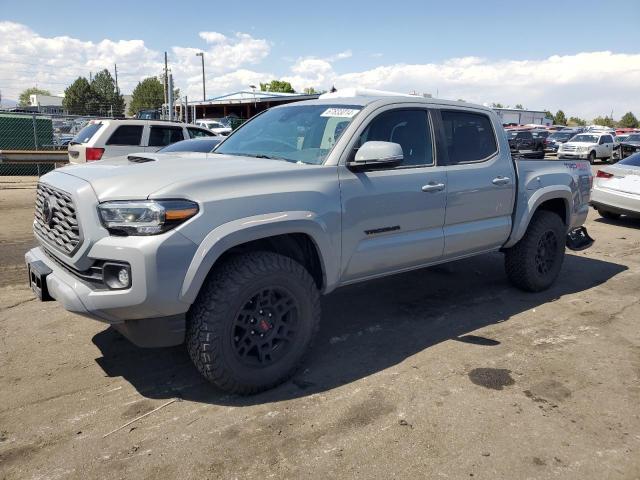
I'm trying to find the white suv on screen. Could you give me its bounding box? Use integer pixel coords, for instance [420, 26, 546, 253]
[67, 120, 215, 164]
[558, 132, 615, 163]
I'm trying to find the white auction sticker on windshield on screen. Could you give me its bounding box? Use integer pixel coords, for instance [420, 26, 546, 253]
[320, 108, 359, 118]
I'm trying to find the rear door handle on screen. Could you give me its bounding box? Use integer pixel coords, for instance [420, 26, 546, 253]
[492, 176, 511, 185]
[421, 182, 445, 193]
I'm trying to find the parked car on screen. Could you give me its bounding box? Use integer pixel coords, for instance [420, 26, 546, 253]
[590, 153, 640, 219]
[155, 136, 224, 153]
[195, 119, 232, 136]
[619, 133, 640, 159]
[506, 130, 545, 158]
[26, 95, 593, 394]
[545, 131, 576, 153]
[67, 120, 215, 163]
[557, 132, 615, 163]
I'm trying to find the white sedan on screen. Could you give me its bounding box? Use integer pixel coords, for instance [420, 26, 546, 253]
[591, 153, 640, 219]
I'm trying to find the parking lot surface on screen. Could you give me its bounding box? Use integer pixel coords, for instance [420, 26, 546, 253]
[1, 175, 639, 479]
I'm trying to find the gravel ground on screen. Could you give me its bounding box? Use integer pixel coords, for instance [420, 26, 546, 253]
[0, 174, 639, 480]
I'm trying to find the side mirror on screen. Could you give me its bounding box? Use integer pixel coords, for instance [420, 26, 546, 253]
[347, 141, 403, 170]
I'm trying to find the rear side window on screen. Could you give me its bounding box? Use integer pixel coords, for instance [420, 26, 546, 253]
[187, 127, 214, 139]
[148, 126, 184, 147]
[441, 111, 498, 164]
[72, 123, 102, 144]
[358, 109, 433, 167]
[106, 125, 143, 145]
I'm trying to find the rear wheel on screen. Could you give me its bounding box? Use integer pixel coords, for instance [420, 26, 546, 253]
[505, 211, 566, 292]
[598, 208, 621, 220]
[186, 251, 320, 394]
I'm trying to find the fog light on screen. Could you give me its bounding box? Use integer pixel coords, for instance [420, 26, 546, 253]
[103, 262, 131, 289]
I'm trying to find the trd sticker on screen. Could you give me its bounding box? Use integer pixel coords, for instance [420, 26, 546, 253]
[320, 108, 360, 118]
[563, 162, 590, 171]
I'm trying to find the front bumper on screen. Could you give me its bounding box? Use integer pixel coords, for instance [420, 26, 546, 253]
[558, 152, 589, 159]
[25, 228, 199, 346]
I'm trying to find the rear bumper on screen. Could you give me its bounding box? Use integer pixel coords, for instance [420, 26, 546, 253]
[591, 187, 640, 217]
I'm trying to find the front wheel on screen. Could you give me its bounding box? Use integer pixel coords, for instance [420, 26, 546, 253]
[588, 151, 596, 164]
[505, 211, 566, 292]
[186, 251, 320, 394]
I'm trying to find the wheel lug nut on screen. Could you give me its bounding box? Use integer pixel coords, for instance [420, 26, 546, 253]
[260, 333, 264, 337]
[251, 330, 255, 335]
[268, 313, 272, 317]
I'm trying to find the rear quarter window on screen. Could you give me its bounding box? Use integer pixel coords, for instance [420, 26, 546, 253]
[106, 125, 144, 145]
[441, 110, 498, 164]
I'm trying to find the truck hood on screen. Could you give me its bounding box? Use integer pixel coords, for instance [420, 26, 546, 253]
[561, 141, 597, 148]
[54, 153, 311, 201]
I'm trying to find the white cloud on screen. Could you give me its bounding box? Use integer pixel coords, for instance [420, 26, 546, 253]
[0, 21, 638, 119]
[198, 31, 227, 44]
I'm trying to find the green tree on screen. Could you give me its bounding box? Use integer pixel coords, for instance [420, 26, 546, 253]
[514, 104, 524, 109]
[260, 80, 295, 93]
[128, 77, 164, 116]
[303, 87, 316, 95]
[18, 87, 51, 107]
[592, 115, 616, 128]
[491, 102, 504, 108]
[543, 110, 555, 123]
[618, 111, 638, 128]
[554, 110, 567, 125]
[90, 69, 125, 117]
[62, 77, 93, 115]
[568, 116, 586, 126]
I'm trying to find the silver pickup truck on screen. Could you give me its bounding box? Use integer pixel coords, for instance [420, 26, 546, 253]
[25, 95, 593, 394]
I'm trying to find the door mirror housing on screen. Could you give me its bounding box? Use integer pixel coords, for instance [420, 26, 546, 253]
[347, 141, 403, 170]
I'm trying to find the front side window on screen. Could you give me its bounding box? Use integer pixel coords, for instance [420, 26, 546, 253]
[148, 126, 184, 147]
[215, 104, 362, 164]
[106, 125, 144, 145]
[441, 110, 498, 164]
[357, 109, 433, 167]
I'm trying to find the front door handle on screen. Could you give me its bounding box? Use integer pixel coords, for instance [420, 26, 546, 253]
[492, 176, 511, 185]
[421, 182, 445, 193]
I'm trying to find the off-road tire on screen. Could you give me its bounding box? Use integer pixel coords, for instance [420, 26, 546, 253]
[187, 251, 320, 395]
[505, 211, 566, 292]
[598, 208, 621, 220]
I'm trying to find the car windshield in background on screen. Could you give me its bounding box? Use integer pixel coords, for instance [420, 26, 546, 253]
[158, 138, 222, 153]
[214, 104, 363, 164]
[624, 134, 640, 142]
[550, 132, 574, 140]
[619, 153, 640, 166]
[506, 131, 519, 138]
[71, 123, 102, 144]
[571, 134, 599, 143]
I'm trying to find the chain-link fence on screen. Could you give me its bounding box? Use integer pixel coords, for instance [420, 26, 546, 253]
[0, 109, 117, 178]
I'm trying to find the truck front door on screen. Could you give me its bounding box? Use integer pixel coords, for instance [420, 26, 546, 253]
[338, 107, 446, 283]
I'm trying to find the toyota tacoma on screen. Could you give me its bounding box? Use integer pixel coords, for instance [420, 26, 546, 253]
[26, 93, 594, 394]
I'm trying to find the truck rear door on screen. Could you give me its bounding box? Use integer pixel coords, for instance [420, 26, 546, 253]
[436, 109, 516, 257]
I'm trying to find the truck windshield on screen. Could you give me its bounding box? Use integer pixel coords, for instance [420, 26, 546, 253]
[571, 135, 599, 143]
[214, 104, 362, 164]
[625, 134, 640, 142]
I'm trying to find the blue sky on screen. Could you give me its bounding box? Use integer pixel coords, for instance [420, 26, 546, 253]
[1, 0, 639, 118]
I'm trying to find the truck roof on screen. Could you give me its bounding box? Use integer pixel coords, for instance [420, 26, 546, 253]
[283, 89, 493, 113]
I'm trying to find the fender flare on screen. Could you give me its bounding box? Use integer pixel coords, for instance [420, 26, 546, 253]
[503, 186, 572, 249]
[179, 211, 337, 304]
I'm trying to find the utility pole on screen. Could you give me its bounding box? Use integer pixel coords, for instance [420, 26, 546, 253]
[164, 51, 169, 107]
[168, 72, 174, 121]
[114, 64, 119, 93]
[195, 52, 206, 101]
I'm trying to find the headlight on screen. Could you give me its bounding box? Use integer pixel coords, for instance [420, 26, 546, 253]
[98, 200, 198, 235]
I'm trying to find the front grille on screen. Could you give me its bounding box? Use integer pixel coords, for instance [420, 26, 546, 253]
[562, 145, 578, 152]
[34, 183, 82, 255]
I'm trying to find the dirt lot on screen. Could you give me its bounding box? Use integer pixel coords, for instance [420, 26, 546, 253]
[1, 175, 639, 480]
